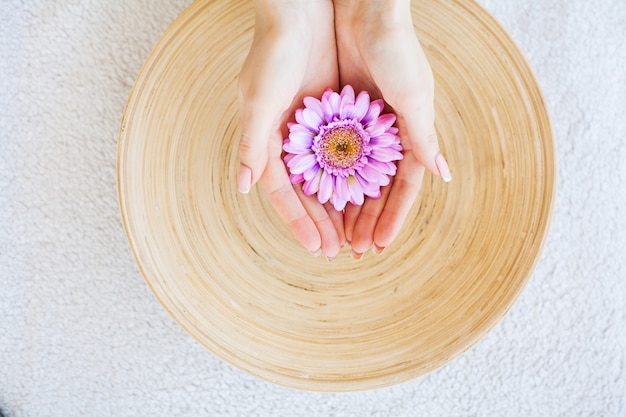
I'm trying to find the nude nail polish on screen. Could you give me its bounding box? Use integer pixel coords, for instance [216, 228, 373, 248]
[435, 154, 452, 182]
[350, 250, 363, 260]
[238, 165, 251, 193]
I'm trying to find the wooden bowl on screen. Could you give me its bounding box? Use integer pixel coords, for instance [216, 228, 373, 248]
[117, 0, 555, 391]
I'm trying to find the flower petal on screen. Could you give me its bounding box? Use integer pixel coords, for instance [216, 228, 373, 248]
[317, 170, 333, 204]
[365, 113, 396, 137]
[290, 172, 304, 184]
[370, 146, 403, 163]
[357, 163, 381, 183]
[303, 169, 322, 195]
[340, 103, 356, 120]
[370, 132, 400, 147]
[334, 176, 351, 203]
[302, 108, 324, 132]
[366, 158, 397, 175]
[362, 99, 384, 126]
[340, 85, 355, 104]
[347, 175, 364, 205]
[356, 172, 382, 198]
[288, 130, 314, 148]
[283, 141, 309, 154]
[330, 194, 348, 211]
[352, 91, 370, 121]
[303, 96, 324, 119]
[295, 108, 323, 133]
[322, 90, 341, 122]
[288, 153, 317, 174]
[378, 173, 390, 187]
[303, 163, 321, 182]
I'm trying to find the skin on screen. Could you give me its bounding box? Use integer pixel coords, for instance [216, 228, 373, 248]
[237, 0, 449, 259]
[334, 0, 448, 255]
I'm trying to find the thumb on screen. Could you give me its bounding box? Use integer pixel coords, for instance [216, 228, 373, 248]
[237, 107, 273, 194]
[403, 111, 451, 182]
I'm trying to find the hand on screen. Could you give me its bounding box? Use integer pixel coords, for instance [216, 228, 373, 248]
[333, 0, 451, 257]
[237, 0, 345, 258]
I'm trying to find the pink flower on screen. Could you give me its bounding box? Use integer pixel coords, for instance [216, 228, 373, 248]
[283, 85, 403, 211]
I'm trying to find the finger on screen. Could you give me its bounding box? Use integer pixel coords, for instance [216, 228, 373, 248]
[401, 111, 451, 182]
[324, 203, 346, 249]
[373, 152, 425, 248]
[350, 183, 393, 255]
[294, 187, 343, 259]
[344, 203, 362, 244]
[261, 156, 321, 254]
[237, 103, 274, 193]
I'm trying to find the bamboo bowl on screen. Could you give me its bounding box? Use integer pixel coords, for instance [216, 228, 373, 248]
[117, 0, 555, 391]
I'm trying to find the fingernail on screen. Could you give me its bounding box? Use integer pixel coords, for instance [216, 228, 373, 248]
[372, 244, 385, 255]
[435, 154, 452, 182]
[350, 250, 363, 260]
[238, 165, 252, 193]
[327, 255, 336, 262]
[311, 248, 322, 257]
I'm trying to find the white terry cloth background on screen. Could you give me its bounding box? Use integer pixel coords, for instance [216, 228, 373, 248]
[1, 0, 624, 415]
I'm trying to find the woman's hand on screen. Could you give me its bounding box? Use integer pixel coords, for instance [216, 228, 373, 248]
[238, 0, 345, 258]
[333, 0, 451, 257]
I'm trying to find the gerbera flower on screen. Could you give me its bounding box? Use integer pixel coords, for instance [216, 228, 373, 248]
[283, 85, 403, 211]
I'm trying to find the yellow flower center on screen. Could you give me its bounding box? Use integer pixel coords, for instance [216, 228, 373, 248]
[319, 126, 363, 169]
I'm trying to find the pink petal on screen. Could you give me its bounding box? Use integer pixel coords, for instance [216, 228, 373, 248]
[365, 113, 396, 137]
[357, 163, 381, 183]
[330, 194, 348, 211]
[356, 173, 382, 198]
[283, 152, 295, 163]
[346, 175, 364, 205]
[352, 91, 370, 121]
[303, 163, 321, 181]
[317, 170, 333, 203]
[303, 96, 324, 118]
[283, 141, 310, 154]
[302, 108, 324, 132]
[303, 169, 322, 195]
[288, 130, 314, 147]
[367, 158, 397, 175]
[290, 123, 315, 135]
[362, 99, 384, 125]
[369, 133, 400, 147]
[288, 153, 317, 174]
[369, 147, 403, 163]
[334, 176, 351, 203]
[340, 85, 355, 104]
[340, 103, 357, 120]
[295, 108, 322, 133]
[378, 173, 390, 187]
[339, 86, 356, 119]
[321, 89, 341, 122]
[290, 172, 304, 184]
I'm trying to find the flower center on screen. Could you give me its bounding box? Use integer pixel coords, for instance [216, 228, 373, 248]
[318, 126, 363, 169]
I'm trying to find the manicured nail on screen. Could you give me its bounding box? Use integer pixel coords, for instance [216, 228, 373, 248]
[326, 255, 336, 262]
[435, 153, 452, 182]
[311, 248, 322, 257]
[350, 250, 363, 260]
[372, 244, 385, 255]
[238, 165, 252, 193]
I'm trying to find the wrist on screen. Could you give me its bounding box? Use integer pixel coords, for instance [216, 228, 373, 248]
[254, 0, 333, 32]
[334, 0, 411, 28]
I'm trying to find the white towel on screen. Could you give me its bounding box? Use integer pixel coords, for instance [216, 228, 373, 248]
[1, 1, 624, 416]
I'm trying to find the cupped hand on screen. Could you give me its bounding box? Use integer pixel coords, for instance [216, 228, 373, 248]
[237, 0, 345, 258]
[333, 0, 451, 257]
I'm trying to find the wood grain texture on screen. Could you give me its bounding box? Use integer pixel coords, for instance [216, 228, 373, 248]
[117, 0, 555, 391]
